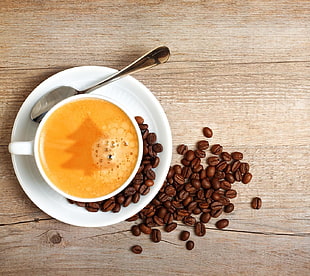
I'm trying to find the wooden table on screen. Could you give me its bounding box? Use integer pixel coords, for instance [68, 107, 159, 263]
[1, 1, 309, 275]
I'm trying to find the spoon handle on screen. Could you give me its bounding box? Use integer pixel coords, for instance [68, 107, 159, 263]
[82, 46, 170, 93]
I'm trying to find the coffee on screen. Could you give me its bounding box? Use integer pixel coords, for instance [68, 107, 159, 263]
[38, 97, 140, 199]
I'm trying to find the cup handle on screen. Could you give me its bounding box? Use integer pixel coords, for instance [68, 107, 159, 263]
[8, 141, 34, 155]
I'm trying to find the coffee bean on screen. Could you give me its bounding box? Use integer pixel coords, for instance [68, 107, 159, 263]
[183, 215, 196, 226]
[182, 166, 192, 178]
[194, 222, 206, 236]
[191, 158, 201, 170]
[220, 180, 231, 190]
[211, 144, 223, 155]
[147, 133, 157, 145]
[86, 205, 99, 212]
[221, 152, 232, 161]
[224, 203, 234, 213]
[201, 178, 211, 189]
[139, 223, 152, 234]
[102, 198, 116, 211]
[177, 144, 188, 155]
[225, 189, 237, 199]
[211, 178, 221, 190]
[132, 193, 140, 204]
[203, 127, 213, 138]
[200, 212, 211, 223]
[126, 214, 139, 222]
[174, 173, 185, 185]
[216, 160, 227, 171]
[135, 116, 144, 124]
[131, 225, 141, 236]
[157, 207, 168, 218]
[180, 230, 190, 241]
[216, 219, 229, 229]
[206, 166, 216, 178]
[207, 156, 220, 166]
[210, 201, 223, 210]
[197, 140, 209, 150]
[212, 191, 222, 201]
[234, 170, 242, 182]
[151, 156, 160, 168]
[231, 160, 241, 172]
[181, 158, 191, 167]
[240, 162, 250, 174]
[153, 215, 165, 226]
[112, 203, 121, 212]
[225, 173, 235, 183]
[165, 185, 176, 197]
[145, 169, 156, 180]
[145, 179, 154, 187]
[153, 143, 163, 153]
[172, 164, 181, 174]
[145, 217, 156, 227]
[231, 152, 243, 160]
[211, 208, 223, 218]
[191, 179, 201, 190]
[165, 222, 177, 232]
[242, 172, 252, 184]
[185, 150, 195, 161]
[131, 245, 143, 254]
[186, 240, 195, 250]
[163, 213, 173, 224]
[251, 197, 262, 209]
[139, 184, 150, 195]
[124, 186, 136, 197]
[195, 149, 206, 158]
[151, 229, 161, 243]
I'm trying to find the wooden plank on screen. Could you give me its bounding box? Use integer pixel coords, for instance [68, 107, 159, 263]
[0, 0, 309, 275]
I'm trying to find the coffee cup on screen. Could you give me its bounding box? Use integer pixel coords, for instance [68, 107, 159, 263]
[9, 94, 143, 202]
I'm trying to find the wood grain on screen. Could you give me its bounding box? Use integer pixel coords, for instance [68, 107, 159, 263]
[0, 0, 309, 275]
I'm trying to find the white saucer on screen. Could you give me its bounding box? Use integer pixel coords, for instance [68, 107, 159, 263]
[10, 66, 172, 227]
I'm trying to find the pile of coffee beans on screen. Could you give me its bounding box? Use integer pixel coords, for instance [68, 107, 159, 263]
[67, 116, 163, 213]
[127, 125, 262, 253]
[67, 117, 262, 254]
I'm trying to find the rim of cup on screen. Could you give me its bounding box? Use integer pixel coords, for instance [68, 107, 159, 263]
[34, 94, 143, 202]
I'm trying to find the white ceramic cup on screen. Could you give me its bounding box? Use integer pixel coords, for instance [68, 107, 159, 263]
[8, 94, 143, 202]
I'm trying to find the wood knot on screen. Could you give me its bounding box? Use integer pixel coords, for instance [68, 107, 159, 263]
[49, 232, 62, 244]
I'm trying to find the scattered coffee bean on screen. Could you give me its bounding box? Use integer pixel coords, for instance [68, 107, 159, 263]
[134, 116, 144, 125]
[180, 230, 190, 241]
[211, 144, 223, 155]
[151, 229, 161, 243]
[224, 203, 234, 213]
[207, 156, 220, 166]
[251, 197, 262, 209]
[177, 144, 188, 155]
[216, 219, 229, 229]
[203, 127, 213, 138]
[139, 223, 152, 234]
[242, 172, 252, 184]
[231, 152, 243, 160]
[147, 133, 157, 145]
[221, 152, 232, 161]
[200, 212, 211, 223]
[131, 245, 143, 254]
[165, 222, 177, 232]
[131, 225, 141, 236]
[186, 240, 195, 250]
[194, 222, 206, 236]
[197, 140, 209, 150]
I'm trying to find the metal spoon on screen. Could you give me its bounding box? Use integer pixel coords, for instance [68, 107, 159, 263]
[30, 46, 170, 123]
